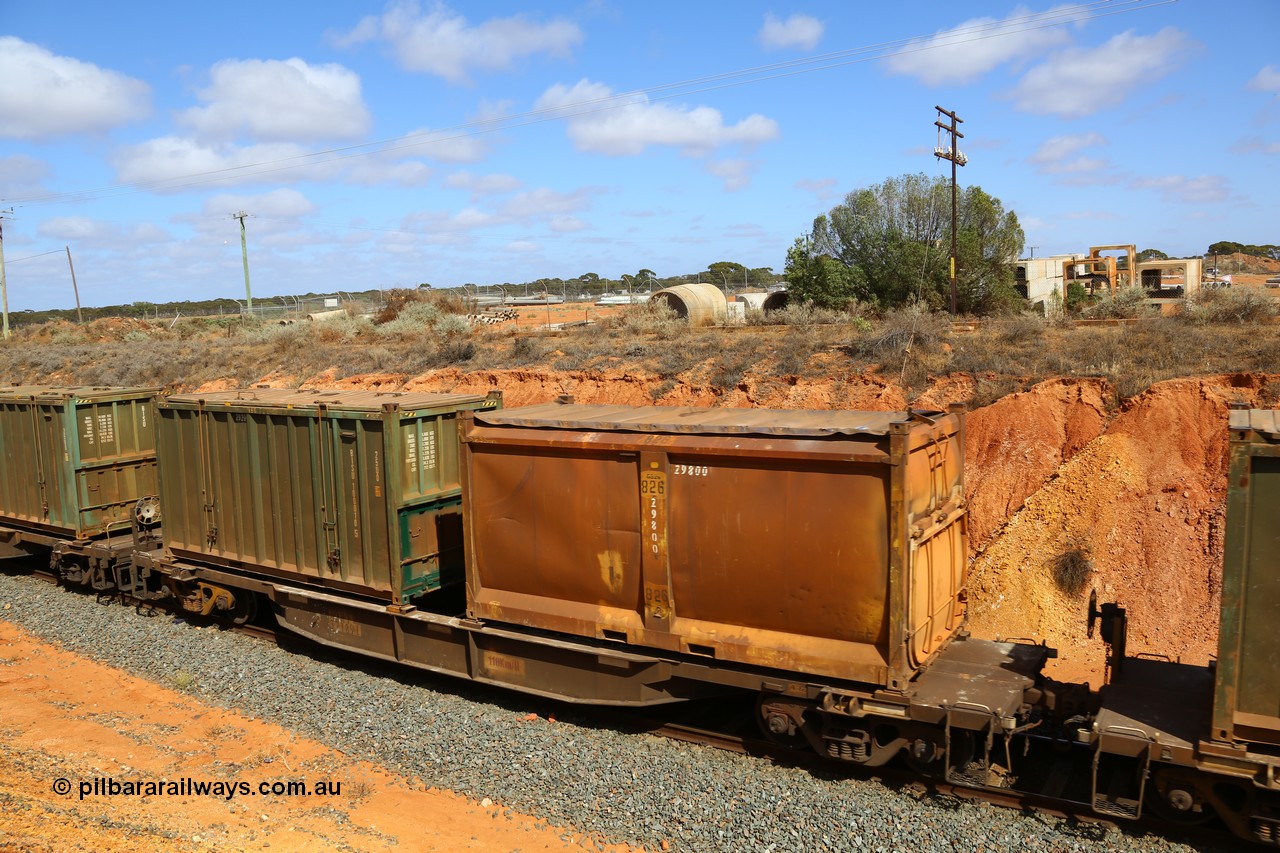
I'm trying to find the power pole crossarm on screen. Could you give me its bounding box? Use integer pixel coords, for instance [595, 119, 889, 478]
[933, 106, 966, 316]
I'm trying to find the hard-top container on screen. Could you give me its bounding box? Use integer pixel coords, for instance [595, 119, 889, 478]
[460, 403, 967, 688]
[0, 385, 159, 539]
[158, 388, 500, 602]
[1213, 408, 1280, 747]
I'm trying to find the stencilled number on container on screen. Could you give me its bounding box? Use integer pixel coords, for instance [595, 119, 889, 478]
[405, 430, 436, 474]
[640, 471, 667, 559]
[421, 429, 437, 470]
[639, 476, 665, 496]
[673, 464, 709, 477]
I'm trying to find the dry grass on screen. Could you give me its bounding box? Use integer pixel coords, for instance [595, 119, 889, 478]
[1, 300, 1276, 406]
[1051, 538, 1093, 597]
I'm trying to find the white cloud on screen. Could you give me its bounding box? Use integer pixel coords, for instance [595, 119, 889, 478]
[1233, 137, 1280, 156]
[337, 1, 582, 84]
[399, 127, 491, 163]
[1248, 65, 1280, 93]
[443, 171, 522, 196]
[111, 136, 430, 190]
[1027, 132, 1114, 181]
[1028, 132, 1105, 166]
[344, 158, 432, 187]
[498, 187, 595, 220]
[202, 188, 317, 220]
[549, 215, 587, 232]
[113, 137, 315, 188]
[1010, 28, 1194, 119]
[0, 154, 52, 197]
[37, 216, 109, 243]
[883, 5, 1081, 86]
[534, 79, 779, 156]
[1128, 174, 1229, 204]
[504, 240, 540, 253]
[0, 36, 150, 139]
[129, 223, 170, 244]
[179, 58, 369, 142]
[759, 14, 823, 51]
[795, 177, 840, 202]
[704, 159, 755, 191]
[401, 207, 496, 238]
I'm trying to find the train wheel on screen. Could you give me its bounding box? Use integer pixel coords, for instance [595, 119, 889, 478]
[1147, 769, 1215, 826]
[227, 591, 258, 626]
[755, 695, 808, 747]
[903, 736, 946, 777]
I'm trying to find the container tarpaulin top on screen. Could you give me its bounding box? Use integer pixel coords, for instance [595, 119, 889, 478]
[473, 403, 913, 436]
[461, 402, 967, 688]
[1231, 408, 1280, 438]
[158, 387, 500, 603]
[0, 385, 160, 539]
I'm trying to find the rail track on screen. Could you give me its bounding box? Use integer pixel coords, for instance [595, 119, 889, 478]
[9, 562, 1247, 849]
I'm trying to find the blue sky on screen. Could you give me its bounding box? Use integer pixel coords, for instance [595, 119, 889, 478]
[0, 1, 1276, 311]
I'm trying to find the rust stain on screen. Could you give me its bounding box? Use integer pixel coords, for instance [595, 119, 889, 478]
[597, 550, 625, 595]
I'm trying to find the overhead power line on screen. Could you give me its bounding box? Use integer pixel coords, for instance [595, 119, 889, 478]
[5, 0, 1174, 208]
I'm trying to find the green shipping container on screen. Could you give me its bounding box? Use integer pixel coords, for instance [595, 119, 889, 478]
[0, 386, 160, 539]
[157, 388, 500, 603]
[1213, 408, 1280, 747]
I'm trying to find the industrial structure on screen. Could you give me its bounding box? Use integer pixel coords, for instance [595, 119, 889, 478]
[1015, 244, 1205, 312]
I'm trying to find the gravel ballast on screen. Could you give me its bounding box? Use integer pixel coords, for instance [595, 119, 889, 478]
[0, 570, 1221, 852]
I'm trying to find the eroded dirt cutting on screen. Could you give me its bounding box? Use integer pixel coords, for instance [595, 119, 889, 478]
[966, 374, 1272, 683]
[194, 368, 1280, 684]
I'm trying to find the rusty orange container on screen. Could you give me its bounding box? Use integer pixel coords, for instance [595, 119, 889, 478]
[460, 403, 967, 688]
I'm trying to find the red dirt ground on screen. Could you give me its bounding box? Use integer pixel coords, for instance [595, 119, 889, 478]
[0, 619, 639, 853]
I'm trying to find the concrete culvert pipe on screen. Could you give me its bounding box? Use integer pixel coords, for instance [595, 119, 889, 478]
[762, 291, 789, 312]
[650, 283, 728, 326]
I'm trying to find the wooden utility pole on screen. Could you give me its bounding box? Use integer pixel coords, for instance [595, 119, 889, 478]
[65, 246, 83, 324]
[934, 107, 967, 315]
[232, 211, 253, 314]
[0, 210, 11, 339]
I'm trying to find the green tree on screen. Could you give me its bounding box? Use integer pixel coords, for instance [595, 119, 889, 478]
[707, 261, 747, 290]
[808, 173, 1024, 314]
[1207, 241, 1243, 257]
[1136, 248, 1168, 262]
[783, 237, 866, 309]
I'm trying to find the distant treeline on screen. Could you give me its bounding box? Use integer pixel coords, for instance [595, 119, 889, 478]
[1207, 241, 1280, 260]
[10, 266, 787, 328]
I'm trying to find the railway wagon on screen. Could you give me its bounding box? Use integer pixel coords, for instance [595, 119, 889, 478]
[1213, 407, 1280, 747]
[0, 385, 159, 544]
[459, 402, 968, 688]
[155, 388, 500, 605]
